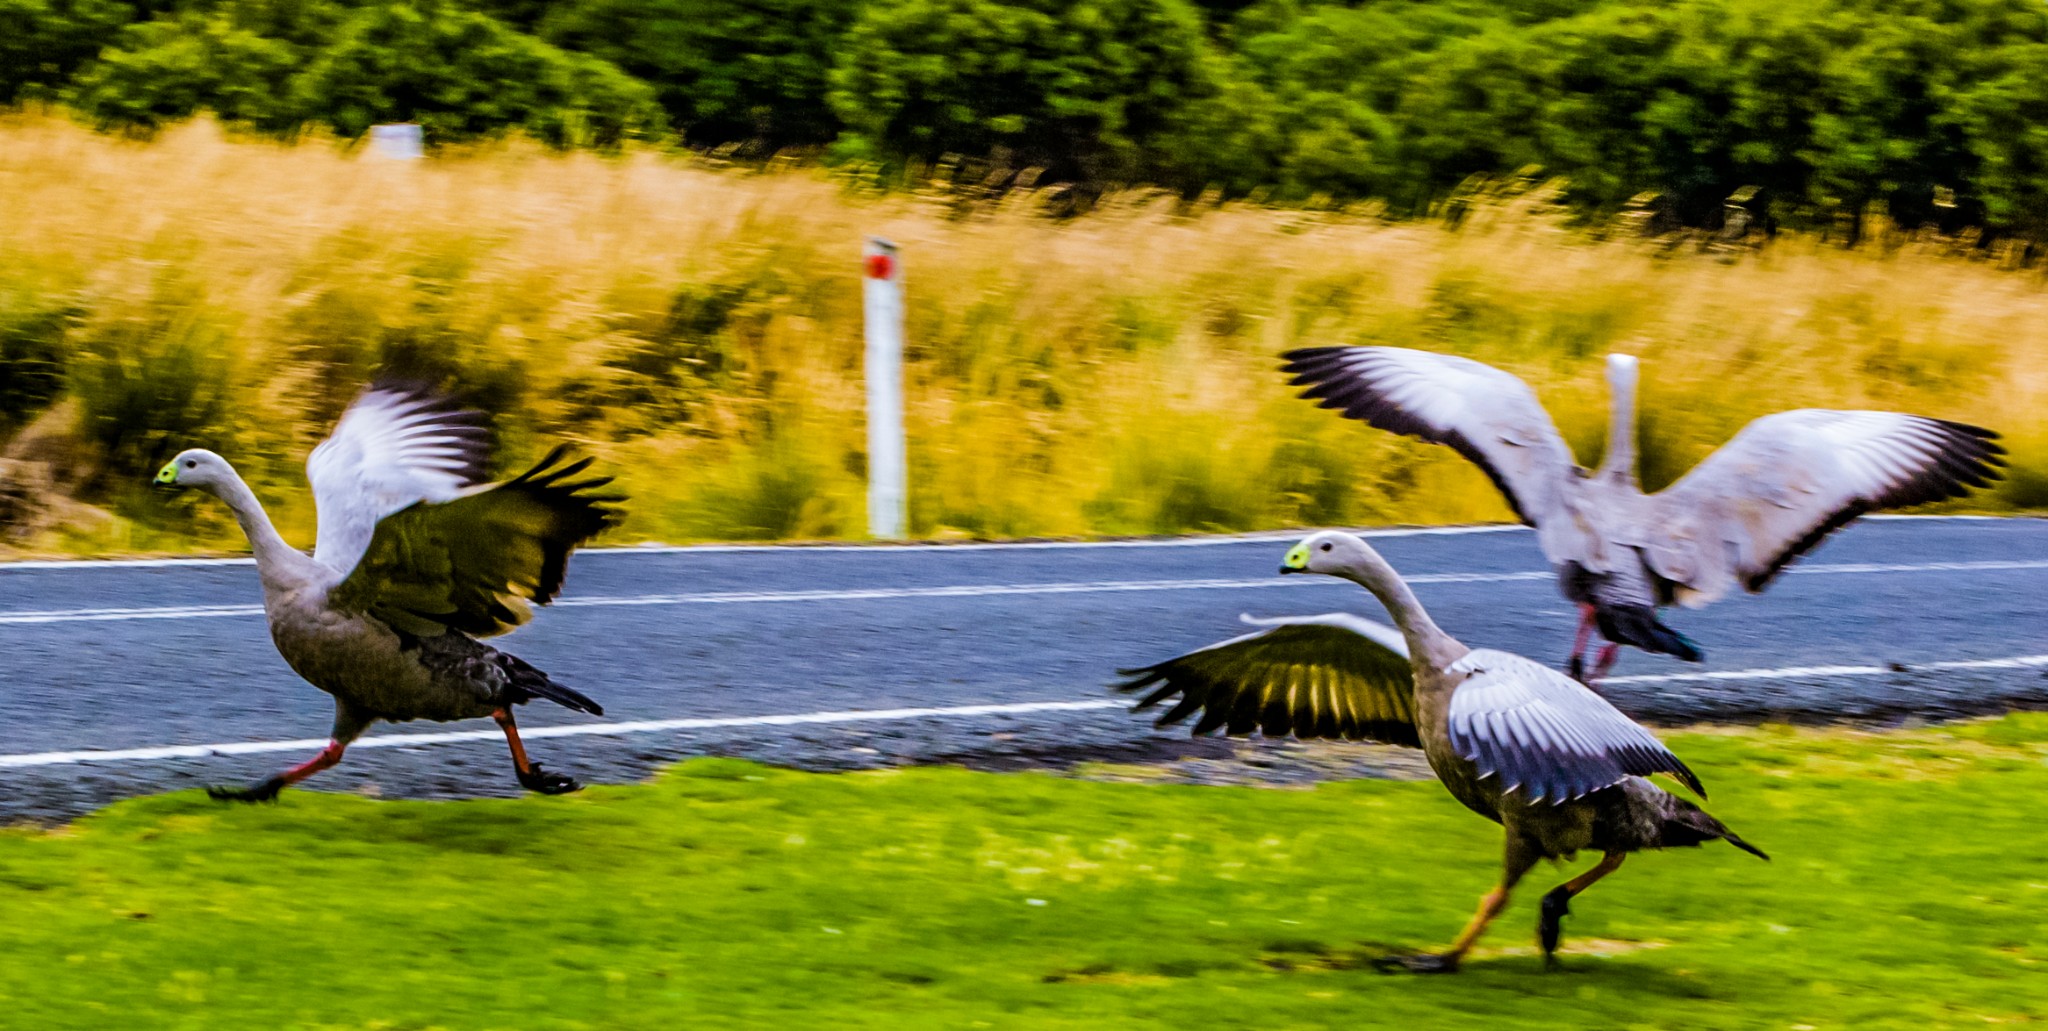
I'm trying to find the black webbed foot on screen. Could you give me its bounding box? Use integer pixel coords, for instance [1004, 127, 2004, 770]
[207, 776, 287, 804]
[1540, 887, 1572, 966]
[517, 763, 581, 795]
[1566, 654, 1588, 684]
[1371, 953, 1460, 975]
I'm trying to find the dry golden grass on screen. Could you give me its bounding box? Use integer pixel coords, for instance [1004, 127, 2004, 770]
[0, 113, 2041, 555]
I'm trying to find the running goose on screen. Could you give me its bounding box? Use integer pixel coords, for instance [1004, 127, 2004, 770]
[1116, 530, 1765, 972]
[153, 382, 622, 801]
[1282, 347, 2004, 681]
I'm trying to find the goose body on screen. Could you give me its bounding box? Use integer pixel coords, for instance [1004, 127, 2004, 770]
[1116, 531, 1764, 972]
[1281, 346, 2005, 680]
[154, 383, 620, 800]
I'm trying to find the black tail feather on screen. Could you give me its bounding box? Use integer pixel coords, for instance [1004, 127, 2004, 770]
[1596, 604, 1703, 662]
[1722, 832, 1770, 861]
[500, 652, 605, 716]
[1662, 796, 1768, 860]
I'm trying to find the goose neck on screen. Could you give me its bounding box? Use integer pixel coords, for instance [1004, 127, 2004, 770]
[1335, 552, 1468, 674]
[1598, 360, 1639, 484]
[210, 469, 313, 591]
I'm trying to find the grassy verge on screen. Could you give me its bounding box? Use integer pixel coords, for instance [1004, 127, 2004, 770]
[0, 114, 2044, 558]
[2, 717, 2044, 1028]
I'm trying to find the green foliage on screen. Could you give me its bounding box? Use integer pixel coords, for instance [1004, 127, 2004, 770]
[67, 0, 662, 145]
[0, 294, 81, 433]
[0, 0, 135, 103]
[540, 0, 860, 149]
[37, 0, 2048, 238]
[65, 285, 234, 497]
[67, 4, 310, 133]
[299, 0, 662, 145]
[827, 0, 1216, 183]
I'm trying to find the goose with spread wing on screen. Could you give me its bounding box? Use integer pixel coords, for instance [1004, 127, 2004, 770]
[152, 382, 622, 801]
[1282, 346, 2004, 681]
[1116, 530, 1765, 973]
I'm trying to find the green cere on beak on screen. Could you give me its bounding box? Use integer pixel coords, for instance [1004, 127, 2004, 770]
[155, 463, 178, 485]
[1281, 542, 1310, 573]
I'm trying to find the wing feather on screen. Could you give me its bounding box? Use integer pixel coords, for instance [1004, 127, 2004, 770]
[1446, 650, 1702, 804]
[309, 381, 492, 576]
[1113, 614, 1419, 747]
[1281, 346, 1587, 564]
[1644, 410, 2004, 603]
[327, 446, 624, 638]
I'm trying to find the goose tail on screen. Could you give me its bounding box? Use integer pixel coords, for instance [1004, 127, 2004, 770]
[1596, 604, 1703, 662]
[1660, 795, 1769, 861]
[499, 652, 606, 717]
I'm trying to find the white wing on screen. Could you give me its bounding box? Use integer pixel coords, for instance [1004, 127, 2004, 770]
[308, 382, 491, 576]
[1446, 650, 1701, 804]
[1642, 410, 2003, 605]
[1282, 346, 1588, 564]
[1114, 613, 1420, 745]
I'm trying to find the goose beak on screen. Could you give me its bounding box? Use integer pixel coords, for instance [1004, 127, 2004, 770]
[151, 463, 181, 490]
[1279, 542, 1310, 574]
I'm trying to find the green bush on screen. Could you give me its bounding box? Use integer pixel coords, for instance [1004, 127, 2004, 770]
[540, 0, 859, 149]
[0, 0, 135, 103]
[70, 0, 662, 145]
[295, 0, 663, 145]
[827, 0, 1218, 184]
[68, 6, 312, 132]
[34, 0, 2048, 240]
[0, 296, 81, 434]
[68, 294, 234, 496]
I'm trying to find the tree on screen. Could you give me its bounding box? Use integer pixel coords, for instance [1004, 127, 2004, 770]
[828, 0, 1218, 185]
[0, 0, 136, 103]
[542, 0, 859, 149]
[294, 0, 663, 146]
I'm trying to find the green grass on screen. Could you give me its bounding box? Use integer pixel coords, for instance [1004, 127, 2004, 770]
[3, 719, 2045, 1028]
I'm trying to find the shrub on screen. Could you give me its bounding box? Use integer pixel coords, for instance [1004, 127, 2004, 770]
[0, 295, 81, 434]
[295, 0, 664, 146]
[68, 291, 234, 496]
[540, 0, 860, 150]
[0, 0, 135, 104]
[827, 0, 1219, 185]
[67, 8, 311, 133]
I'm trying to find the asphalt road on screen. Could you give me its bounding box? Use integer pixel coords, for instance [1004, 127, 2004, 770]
[3, 517, 2045, 822]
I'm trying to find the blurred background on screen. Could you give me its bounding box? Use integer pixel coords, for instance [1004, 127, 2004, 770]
[6, 4, 2048, 1025]
[2, 0, 2045, 555]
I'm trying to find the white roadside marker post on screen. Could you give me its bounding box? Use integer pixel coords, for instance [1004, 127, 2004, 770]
[369, 123, 424, 159]
[863, 237, 906, 539]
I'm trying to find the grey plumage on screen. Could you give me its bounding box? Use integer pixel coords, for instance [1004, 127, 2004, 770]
[1115, 530, 1764, 972]
[1280, 346, 2004, 675]
[154, 381, 622, 801]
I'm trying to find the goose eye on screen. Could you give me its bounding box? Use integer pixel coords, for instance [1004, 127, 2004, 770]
[1320, 542, 1332, 552]
[184, 460, 197, 469]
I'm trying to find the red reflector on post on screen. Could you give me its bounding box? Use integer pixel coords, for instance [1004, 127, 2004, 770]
[865, 253, 895, 280]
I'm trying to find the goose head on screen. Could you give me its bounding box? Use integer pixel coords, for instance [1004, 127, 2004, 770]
[154, 449, 235, 492]
[1280, 530, 1375, 576]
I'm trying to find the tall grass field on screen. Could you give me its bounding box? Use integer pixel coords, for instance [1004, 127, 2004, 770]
[1, 114, 2042, 557]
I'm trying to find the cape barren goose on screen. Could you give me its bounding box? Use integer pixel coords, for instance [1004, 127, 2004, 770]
[1282, 347, 2004, 681]
[1116, 530, 1766, 973]
[153, 382, 622, 801]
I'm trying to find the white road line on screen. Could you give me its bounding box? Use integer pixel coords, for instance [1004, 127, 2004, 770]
[8, 557, 2048, 626]
[1604, 652, 2048, 685]
[0, 700, 1127, 769]
[0, 525, 1523, 571]
[1, 513, 2030, 570]
[5, 650, 2045, 771]
[7, 558, 2048, 625]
